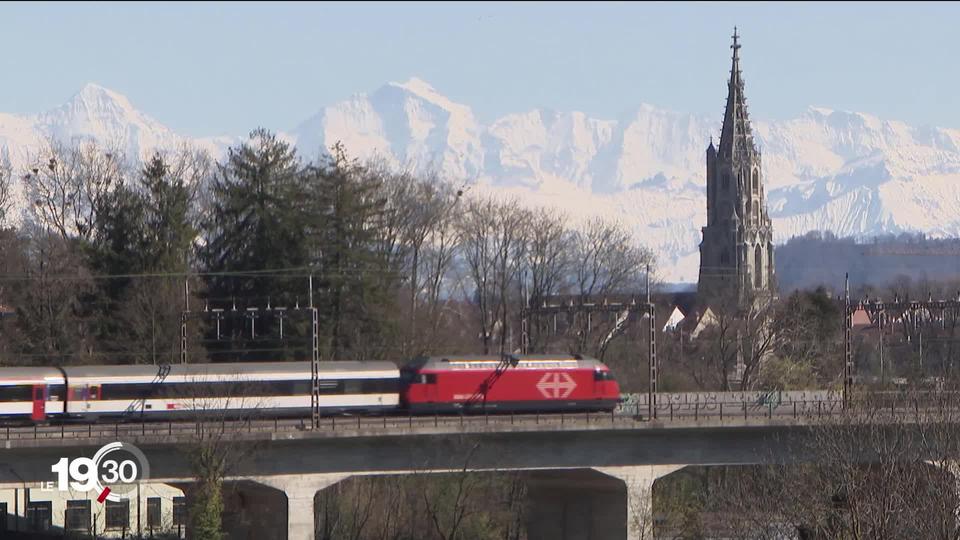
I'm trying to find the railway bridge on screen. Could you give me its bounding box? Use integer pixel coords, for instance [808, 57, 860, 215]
[2, 390, 954, 539]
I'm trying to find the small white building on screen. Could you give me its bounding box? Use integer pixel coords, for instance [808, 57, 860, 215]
[0, 481, 185, 538]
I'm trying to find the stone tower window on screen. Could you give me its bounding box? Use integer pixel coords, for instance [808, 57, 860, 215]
[752, 169, 759, 192]
[754, 244, 763, 288]
[768, 246, 774, 284]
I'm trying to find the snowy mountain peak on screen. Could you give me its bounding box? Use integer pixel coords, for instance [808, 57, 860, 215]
[383, 77, 472, 116]
[806, 106, 835, 117]
[388, 77, 437, 96]
[27, 83, 207, 167]
[76, 82, 132, 105]
[52, 83, 143, 125]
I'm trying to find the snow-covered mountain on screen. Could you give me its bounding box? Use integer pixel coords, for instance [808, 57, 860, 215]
[4, 78, 960, 283]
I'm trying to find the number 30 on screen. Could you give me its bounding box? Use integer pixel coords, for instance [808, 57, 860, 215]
[102, 459, 138, 483]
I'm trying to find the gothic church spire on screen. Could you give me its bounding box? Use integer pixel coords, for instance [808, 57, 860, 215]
[718, 27, 757, 160]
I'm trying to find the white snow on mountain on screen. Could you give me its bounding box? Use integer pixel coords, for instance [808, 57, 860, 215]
[2, 78, 960, 283]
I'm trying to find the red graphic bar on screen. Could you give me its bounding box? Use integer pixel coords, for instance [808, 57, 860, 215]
[97, 487, 111, 503]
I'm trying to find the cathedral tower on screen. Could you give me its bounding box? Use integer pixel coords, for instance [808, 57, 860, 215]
[698, 28, 776, 302]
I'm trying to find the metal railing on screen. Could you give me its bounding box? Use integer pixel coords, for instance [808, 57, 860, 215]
[5, 391, 960, 442]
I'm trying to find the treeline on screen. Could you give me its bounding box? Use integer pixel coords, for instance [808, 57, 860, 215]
[777, 230, 960, 292]
[0, 130, 653, 372]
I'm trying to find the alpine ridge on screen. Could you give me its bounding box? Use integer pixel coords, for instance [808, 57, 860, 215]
[3, 78, 960, 283]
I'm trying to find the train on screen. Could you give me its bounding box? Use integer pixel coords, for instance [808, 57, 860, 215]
[0, 354, 621, 423]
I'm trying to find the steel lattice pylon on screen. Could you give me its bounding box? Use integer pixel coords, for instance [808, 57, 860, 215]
[310, 306, 320, 428]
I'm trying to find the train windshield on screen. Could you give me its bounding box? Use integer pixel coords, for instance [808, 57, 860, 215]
[594, 370, 616, 381]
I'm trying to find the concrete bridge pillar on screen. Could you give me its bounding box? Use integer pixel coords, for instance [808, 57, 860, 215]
[524, 466, 684, 540]
[595, 465, 685, 539]
[249, 473, 350, 540]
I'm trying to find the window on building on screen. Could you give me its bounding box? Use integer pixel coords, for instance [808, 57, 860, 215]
[173, 496, 186, 527]
[0, 502, 7, 531]
[105, 499, 130, 530]
[147, 497, 162, 529]
[755, 244, 763, 289]
[753, 170, 759, 192]
[26, 501, 52, 532]
[768, 248, 774, 285]
[64, 500, 91, 532]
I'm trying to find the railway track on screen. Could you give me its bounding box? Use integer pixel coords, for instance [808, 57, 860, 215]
[4, 396, 947, 442]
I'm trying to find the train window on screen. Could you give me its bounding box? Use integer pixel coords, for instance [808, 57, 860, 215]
[89, 377, 400, 401]
[362, 379, 399, 394]
[420, 374, 437, 384]
[318, 380, 344, 395]
[89, 386, 100, 400]
[48, 384, 67, 401]
[101, 383, 155, 400]
[0, 385, 32, 402]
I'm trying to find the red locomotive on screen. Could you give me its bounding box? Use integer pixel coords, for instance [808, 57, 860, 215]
[400, 354, 621, 413]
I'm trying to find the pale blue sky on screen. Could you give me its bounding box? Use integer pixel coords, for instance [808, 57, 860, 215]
[1, 2, 957, 137]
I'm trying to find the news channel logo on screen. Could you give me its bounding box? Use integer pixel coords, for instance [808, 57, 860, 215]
[48, 442, 151, 502]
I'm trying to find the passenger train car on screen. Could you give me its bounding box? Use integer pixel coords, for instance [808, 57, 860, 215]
[0, 362, 399, 422]
[0, 355, 620, 423]
[0, 367, 67, 422]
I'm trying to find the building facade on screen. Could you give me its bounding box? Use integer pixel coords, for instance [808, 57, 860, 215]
[0, 482, 186, 538]
[698, 28, 776, 303]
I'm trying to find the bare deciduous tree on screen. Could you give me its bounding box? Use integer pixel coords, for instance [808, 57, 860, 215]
[571, 217, 650, 299]
[419, 184, 465, 352]
[0, 154, 13, 226]
[457, 196, 531, 354]
[524, 208, 572, 353]
[568, 217, 654, 353]
[678, 289, 780, 391]
[23, 138, 125, 240]
[365, 165, 464, 356]
[12, 229, 97, 364]
[689, 389, 960, 539]
[315, 435, 528, 540]
[177, 374, 267, 540]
